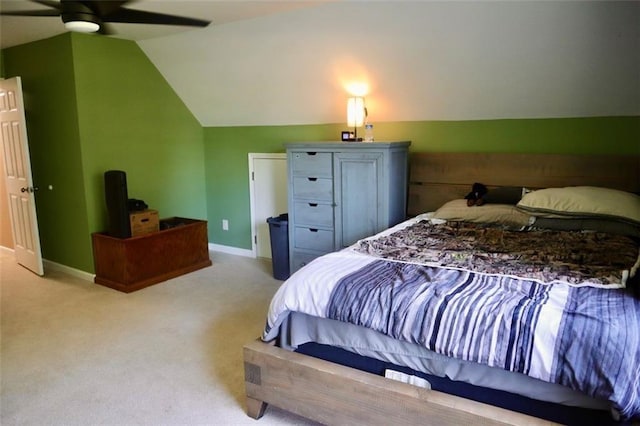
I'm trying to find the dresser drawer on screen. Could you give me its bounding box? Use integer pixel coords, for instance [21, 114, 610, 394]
[291, 251, 322, 272]
[291, 152, 332, 177]
[294, 201, 333, 227]
[293, 226, 334, 252]
[292, 177, 333, 200]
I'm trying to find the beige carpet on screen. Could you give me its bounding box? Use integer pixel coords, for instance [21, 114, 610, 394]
[0, 249, 319, 425]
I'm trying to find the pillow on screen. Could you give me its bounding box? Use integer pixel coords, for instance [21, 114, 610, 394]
[531, 217, 640, 238]
[517, 186, 640, 226]
[433, 199, 532, 227]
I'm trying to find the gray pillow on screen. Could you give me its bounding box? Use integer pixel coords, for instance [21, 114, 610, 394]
[531, 217, 640, 238]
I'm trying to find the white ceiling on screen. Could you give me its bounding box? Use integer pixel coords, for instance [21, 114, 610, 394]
[0, 0, 330, 49]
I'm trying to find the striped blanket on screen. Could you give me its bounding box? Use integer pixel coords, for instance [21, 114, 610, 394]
[264, 240, 640, 420]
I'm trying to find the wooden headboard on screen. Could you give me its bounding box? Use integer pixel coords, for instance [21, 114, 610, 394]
[408, 152, 640, 216]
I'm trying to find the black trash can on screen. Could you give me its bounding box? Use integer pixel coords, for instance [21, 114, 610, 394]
[267, 213, 290, 280]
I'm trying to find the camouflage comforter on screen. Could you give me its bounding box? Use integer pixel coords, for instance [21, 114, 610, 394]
[354, 220, 640, 288]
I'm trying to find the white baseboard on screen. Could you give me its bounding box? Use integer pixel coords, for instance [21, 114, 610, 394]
[208, 243, 255, 258]
[43, 259, 95, 282]
[4, 244, 252, 281]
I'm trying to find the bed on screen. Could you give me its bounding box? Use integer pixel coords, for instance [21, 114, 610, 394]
[244, 152, 640, 426]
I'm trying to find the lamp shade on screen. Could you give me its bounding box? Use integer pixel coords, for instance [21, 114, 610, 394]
[347, 97, 365, 128]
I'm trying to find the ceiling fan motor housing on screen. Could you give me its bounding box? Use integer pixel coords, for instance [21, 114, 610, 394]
[61, 1, 100, 25]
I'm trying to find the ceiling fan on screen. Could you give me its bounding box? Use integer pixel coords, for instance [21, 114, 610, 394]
[0, 0, 211, 35]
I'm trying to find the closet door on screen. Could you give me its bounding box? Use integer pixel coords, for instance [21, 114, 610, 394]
[334, 152, 383, 249]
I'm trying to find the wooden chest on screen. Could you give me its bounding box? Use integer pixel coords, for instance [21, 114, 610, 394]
[92, 217, 212, 293]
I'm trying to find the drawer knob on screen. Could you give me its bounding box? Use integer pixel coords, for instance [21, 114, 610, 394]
[307, 177, 317, 182]
[309, 203, 318, 207]
[307, 152, 317, 156]
[309, 228, 319, 233]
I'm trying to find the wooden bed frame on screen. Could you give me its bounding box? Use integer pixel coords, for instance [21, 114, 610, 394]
[407, 152, 640, 215]
[244, 152, 640, 426]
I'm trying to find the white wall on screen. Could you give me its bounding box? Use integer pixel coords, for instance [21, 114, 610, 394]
[139, 1, 640, 127]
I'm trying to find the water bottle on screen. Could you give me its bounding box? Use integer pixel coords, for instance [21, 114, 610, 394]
[364, 123, 374, 142]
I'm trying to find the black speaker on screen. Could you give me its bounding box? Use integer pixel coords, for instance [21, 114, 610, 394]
[104, 170, 131, 238]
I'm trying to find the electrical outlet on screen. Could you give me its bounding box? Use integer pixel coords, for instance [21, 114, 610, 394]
[222, 219, 229, 231]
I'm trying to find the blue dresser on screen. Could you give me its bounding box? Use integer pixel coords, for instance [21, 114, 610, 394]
[285, 141, 411, 274]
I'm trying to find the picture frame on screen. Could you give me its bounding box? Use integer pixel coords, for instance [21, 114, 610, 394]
[341, 131, 355, 142]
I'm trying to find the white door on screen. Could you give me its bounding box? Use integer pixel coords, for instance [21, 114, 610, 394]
[248, 153, 287, 258]
[0, 77, 43, 275]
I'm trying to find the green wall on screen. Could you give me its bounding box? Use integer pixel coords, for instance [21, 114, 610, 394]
[372, 117, 640, 154]
[3, 33, 206, 273]
[69, 34, 206, 237]
[204, 124, 343, 248]
[204, 116, 640, 250]
[3, 35, 87, 270]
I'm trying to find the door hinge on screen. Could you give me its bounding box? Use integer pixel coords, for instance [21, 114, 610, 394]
[254, 235, 257, 244]
[251, 171, 254, 181]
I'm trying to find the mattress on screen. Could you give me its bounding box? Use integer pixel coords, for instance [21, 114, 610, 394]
[278, 311, 610, 411]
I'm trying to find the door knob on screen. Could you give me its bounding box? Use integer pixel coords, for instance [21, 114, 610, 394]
[20, 187, 28, 192]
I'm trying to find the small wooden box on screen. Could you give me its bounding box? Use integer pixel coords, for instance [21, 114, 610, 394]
[130, 209, 159, 237]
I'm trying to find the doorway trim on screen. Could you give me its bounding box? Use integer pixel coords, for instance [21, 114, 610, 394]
[248, 152, 287, 259]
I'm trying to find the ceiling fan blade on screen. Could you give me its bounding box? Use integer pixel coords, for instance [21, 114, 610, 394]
[81, 0, 131, 17]
[0, 9, 60, 17]
[31, 0, 63, 10]
[103, 8, 210, 27]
